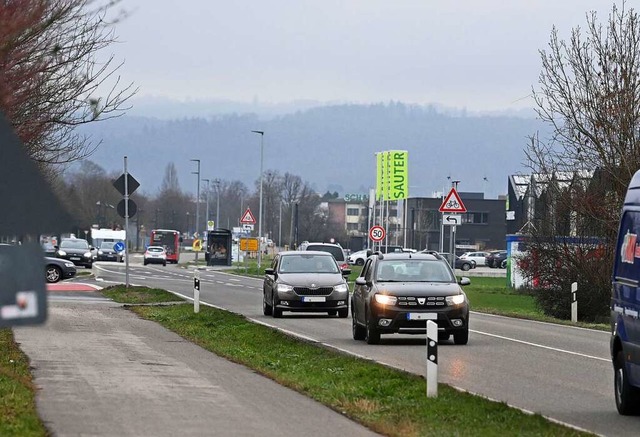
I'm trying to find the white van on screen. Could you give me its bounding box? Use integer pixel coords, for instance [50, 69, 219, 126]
[611, 169, 640, 414]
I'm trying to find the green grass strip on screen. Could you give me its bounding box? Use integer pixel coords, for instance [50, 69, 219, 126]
[128, 302, 591, 436]
[101, 285, 182, 304]
[0, 329, 47, 437]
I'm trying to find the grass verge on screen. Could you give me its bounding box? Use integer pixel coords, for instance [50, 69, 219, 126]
[111, 287, 590, 436]
[0, 329, 47, 437]
[101, 285, 181, 304]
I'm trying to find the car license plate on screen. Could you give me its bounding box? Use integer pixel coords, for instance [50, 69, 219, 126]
[407, 313, 437, 321]
[303, 296, 326, 303]
[70, 257, 80, 261]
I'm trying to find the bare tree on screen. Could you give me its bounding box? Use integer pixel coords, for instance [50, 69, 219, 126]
[0, 0, 135, 167]
[522, 3, 640, 321]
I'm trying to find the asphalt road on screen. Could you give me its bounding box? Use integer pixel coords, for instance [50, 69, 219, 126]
[92, 260, 639, 436]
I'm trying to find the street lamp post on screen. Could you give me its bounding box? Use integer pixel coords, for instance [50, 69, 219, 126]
[278, 200, 282, 248]
[190, 159, 201, 264]
[251, 130, 264, 268]
[214, 178, 221, 230]
[202, 178, 210, 229]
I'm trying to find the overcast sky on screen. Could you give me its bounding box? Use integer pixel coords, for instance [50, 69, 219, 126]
[108, 0, 620, 112]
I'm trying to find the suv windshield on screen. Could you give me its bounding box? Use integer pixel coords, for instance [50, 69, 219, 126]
[306, 244, 344, 261]
[60, 239, 89, 249]
[376, 259, 455, 283]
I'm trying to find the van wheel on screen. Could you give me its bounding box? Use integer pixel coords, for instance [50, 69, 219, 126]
[615, 350, 640, 415]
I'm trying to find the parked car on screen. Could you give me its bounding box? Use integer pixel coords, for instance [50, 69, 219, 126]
[143, 246, 167, 266]
[299, 242, 349, 270]
[45, 257, 77, 283]
[262, 251, 351, 318]
[348, 249, 370, 266]
[431, 252, 476, 271]
[351, 252, 470, 345]
[485, 250, 507, 268]
[459, 251, 490, 266]
[56, 238, 94, 268]
[96, 241, 125, 262]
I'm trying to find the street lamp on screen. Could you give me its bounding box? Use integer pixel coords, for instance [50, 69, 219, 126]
[251, 130, 264, 267]
[190, 159, 201, 264]
[202, 178, 210, 229]
[214, 178, 221, 230]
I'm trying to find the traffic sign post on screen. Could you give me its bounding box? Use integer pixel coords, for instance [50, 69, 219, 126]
[112, 157, 140, 288]
[439, 187, 466, 262]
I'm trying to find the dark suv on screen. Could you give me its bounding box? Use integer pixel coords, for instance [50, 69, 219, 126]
[351, 252, 470, 345]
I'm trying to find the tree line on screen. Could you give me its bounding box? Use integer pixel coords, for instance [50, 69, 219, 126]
[57, 161, 352, 248]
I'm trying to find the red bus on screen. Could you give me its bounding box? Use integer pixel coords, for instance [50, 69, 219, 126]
[149, 229, 181, 264]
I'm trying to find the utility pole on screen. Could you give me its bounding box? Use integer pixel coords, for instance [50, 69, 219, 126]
[190, 159, 201, 264]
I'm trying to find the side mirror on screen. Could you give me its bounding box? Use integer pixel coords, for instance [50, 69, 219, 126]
[264, 268, 275, 276]
[458, 277, 471, 286]
[366, 249, 372, 257]
[54, 245, 59, 250]
[342, 269, 351, 277]
[355, 277, 367, 286]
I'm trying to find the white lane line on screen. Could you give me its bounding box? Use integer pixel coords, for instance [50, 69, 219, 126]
[471, 311, 609, 334]
[471, 329, 609, 362]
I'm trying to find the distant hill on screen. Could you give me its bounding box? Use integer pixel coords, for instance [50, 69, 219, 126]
[78, 101, 547, 199]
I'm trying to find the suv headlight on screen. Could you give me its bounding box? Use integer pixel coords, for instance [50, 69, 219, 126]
[83, 252, 92, 258]
[64, 262, 74, 267]
[334, 283, 348, 293]
[277, 283, 294, 293]
[374, 294, 397, 306]
[446, 294, 466, 306]
[57, 250, 66, 256]
[98, 250, 104, 255]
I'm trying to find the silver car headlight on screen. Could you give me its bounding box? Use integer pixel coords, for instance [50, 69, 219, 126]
[277, 283, 294, 293]
[446, 294, 466, 306]
[334, 283, 348, 293]
[57, 250, 67, 256]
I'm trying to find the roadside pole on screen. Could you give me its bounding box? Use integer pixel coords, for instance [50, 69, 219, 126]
[193, 269, 200, 313]
[124, 157, 130, 288]
[571, 282, 578, 322]
[426, 320, 438, 397]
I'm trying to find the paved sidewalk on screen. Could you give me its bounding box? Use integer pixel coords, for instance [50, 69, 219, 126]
[14, 298, 378, 437]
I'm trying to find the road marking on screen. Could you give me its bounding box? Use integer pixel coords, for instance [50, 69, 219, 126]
[471, 311, 609, 334]
[47, 282, 102, 292]
[470, 329, 609, 362]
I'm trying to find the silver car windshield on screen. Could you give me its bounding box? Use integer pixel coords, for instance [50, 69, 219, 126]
[376, 260, 454, 282]
[279, 254, 339, 274]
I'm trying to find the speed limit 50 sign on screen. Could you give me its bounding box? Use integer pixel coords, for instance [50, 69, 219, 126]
[369, 225, 386, 242]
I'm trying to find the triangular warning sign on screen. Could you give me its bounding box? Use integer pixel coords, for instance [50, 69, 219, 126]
[439, 188, 467, 213]
[240, 208, 256, 224]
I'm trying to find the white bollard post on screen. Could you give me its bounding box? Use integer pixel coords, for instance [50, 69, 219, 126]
[426, 320, 438, 398]
[194, 269, 200, 313]
[571, 281, 577, 323]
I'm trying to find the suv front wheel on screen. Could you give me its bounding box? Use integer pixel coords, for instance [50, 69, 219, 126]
[365, 310, 380, 344]
[453, 328, 469, 345]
